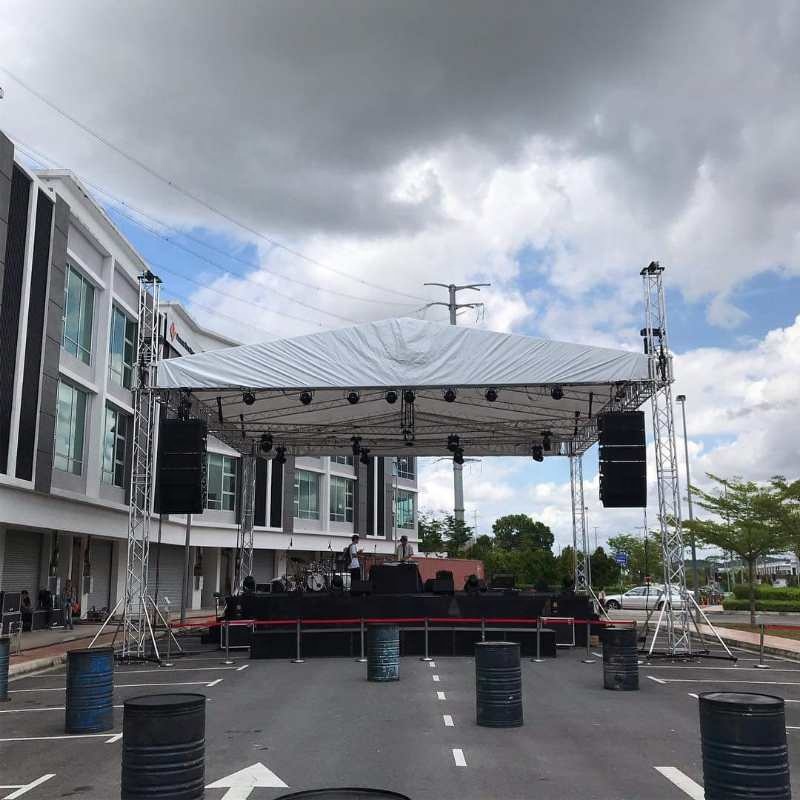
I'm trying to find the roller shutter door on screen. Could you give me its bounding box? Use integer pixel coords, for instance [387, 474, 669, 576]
[87, 539, 113, 613]
[251, 549, 275, 585]
[148, 544, 186, 612]
[2, 530, 42, 593]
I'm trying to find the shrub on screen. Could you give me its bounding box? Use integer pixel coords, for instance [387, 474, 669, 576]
[732, 585, 800, 602]
[722, 598, 800, 612]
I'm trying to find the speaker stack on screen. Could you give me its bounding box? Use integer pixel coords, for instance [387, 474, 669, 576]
[598, 411, 646, 508]
[155, 418, 208, 514]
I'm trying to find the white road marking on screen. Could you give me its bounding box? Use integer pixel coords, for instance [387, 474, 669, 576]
[1, 773, 56, 799]
[429, 662, 436, 668]
[0, 733, 121, 743]
[432, 675, 440, 682]
[654, 767, 704, 799]
[105, 733, 123, 744]
[592, 652, 603, 658]
[9, 680, 211, 693]
[236, 664, 249, 671]
[786, 726, 800, 730]
[206, 678, 223, 687]
[0, 704, 123, 714]
[452, 748, 467, 767]
[647, 665, 800, 673]
[115, 666, 237, 674]
[657, 678, 800, 685]
[206, 762, 288, 798]
[688, 693, 699, 699]
[437, 691, 446, 700]
[647, 676, 666, 685]
[443, 714, 454, 727]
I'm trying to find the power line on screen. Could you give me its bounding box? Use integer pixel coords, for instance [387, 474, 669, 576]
[0, 66, 429, 303]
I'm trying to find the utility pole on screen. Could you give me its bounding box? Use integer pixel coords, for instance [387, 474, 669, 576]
[423, 282, 490, 523]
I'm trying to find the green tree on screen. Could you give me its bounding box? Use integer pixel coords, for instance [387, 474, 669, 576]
[607, 532, 663, 585]
[685, 474, 789, 623]
[465, 534, 494, 562]
[492, 514, 554, 552]
[418, 512, 444, 553]
[556, 545, 575, 588]
[590, 547, 621, 589]
[764, 477, 800, 558]
[443, 514, 473, 556]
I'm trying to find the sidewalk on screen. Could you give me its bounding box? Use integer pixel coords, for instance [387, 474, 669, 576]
[697, 622, 800, 660]
[8, 608, 217, 677]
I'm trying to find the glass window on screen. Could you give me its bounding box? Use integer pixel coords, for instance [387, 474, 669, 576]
[293, 469, 320, 519]
[109, 305, 137, 388]
[396, 456, 416, 480]
[329, 475, 354, 522]
[62, 264, 94, 364]
[101, 404, 129, 487]
[396, 489, 415, 529]
[206, 453, 237, 511]
[331, 455, 354, 466]
[54, 380, 87, 475]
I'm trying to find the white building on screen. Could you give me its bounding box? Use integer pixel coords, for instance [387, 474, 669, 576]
[0, 132, 417, 622]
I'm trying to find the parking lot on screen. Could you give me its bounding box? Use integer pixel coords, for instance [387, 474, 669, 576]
[2, 636, 800, 799]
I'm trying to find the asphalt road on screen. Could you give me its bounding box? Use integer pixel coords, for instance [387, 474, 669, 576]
[2, 638, 800, 799]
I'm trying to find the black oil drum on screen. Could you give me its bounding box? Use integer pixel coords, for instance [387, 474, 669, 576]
[122, 693, 205, 800]
[475, 641, 522, 728]
[65, 647, 115, 733]
[367, 624, 399, 682]
[273, 791, 411, 799]
[699, 692, 790, 800]
[0, 635, 9, 701]
[601, 626, 639, 691]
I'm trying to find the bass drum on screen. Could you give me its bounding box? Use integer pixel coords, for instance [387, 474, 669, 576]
[305, 572, 326, 592]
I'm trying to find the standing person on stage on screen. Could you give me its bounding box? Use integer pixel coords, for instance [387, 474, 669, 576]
[395, 534, 414, 562]
[62, 579, 75, 630]
[348, 534, 362, 585]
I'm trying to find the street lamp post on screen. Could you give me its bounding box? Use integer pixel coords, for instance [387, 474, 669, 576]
[676, 394, 699, 590]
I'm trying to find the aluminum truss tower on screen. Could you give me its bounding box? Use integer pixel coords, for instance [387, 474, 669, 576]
[569, 454, 592, 594]
[641, 262, 692, 655]
[235, 451, 257, 593]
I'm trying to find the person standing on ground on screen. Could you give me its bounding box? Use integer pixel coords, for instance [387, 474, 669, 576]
[348, 534, 362, 585]
[62, 579, 74, 630]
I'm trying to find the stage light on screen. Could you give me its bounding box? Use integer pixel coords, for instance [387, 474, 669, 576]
[453, 447, 465, 465]
[447, 434, 460, 452]
[259, 433, 273, 453]
[299, 391, 313, 406]
[485, 387, 498, 402]
[347, 391, 360, 405]
[403, 390, 415, 404]
[242, 391, 256, 406]
[443, 388, 456, 403]
[385, 390, 398, 404]
[541, 430, 552, 451]
[359, 446, 370, 465]
[274, 446, 287, 465]
[351, 436, 362, 456]
[531, 444, 544, 462]
[550, 385, 563, 401]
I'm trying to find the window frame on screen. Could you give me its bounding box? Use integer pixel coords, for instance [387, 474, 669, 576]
[101, 403, 129, 487]
[54, 379, 88, 476]
[396, 456, 416, 480]
[62, 263, 95, 365]
[396, 489, 415, 529]
[206, 452, 237, 511]
[329, 474, 354, 523]
[109, 304, 137, 389]
[293, 469, 320, 520]
[331, 455, 354, 467]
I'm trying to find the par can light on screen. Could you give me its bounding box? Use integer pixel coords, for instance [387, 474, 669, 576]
[485, 387, 498, 402]
[385, 390, 398, 404]
[299, 391, 313, 406]
[242, 391, 256, 406]
[347, 391, 360, 405]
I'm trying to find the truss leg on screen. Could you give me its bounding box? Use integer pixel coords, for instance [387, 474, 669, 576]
[235, 452, 257, 594]
[569, 455, 591, 595]
[89, 597, 123, 649]
[146, 595, 183, 655]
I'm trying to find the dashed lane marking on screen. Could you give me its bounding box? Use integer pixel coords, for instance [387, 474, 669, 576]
[432, 675, 440, 682]
[0, 704, 123, 714]
[647, 676, 666, 685]
[0, 773, 55, 799]
[437, 691, 446, 700]
[0, 733, 121, 743]
[443, 715, 454, 727]
[206, 678, 223, 687]
[654, 767, 704, 799]
[452, 749, 467, 767]
[105, 733, 123, 744]
[9, 680, 212, 693]
[236, 664, 249, 671]
[429, 662, 436, 668]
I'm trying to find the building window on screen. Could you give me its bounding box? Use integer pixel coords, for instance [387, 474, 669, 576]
[331, 455, 354, 466]
[101, 404, 129, 487]
[109, 305, 137, 389]
[396, 456, 416, 480]
[329, 475, 354, 522]
[62, 263, 94, 364]
[55, 380, 87, 475]
[293, 469, 320, 519]
[206, 453, 237, 511]
[396, 489, 415, 529]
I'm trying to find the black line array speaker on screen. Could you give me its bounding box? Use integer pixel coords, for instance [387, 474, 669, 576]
[155, 418, 207, 514]
[598, 411, 646, 507]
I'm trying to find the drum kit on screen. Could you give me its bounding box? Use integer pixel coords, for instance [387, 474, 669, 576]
[275, 554, 342, 593]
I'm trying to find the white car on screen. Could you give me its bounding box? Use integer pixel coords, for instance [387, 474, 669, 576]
[604, 584, 693, 610]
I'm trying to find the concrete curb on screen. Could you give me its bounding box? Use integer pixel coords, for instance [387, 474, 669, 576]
[9, 653, 68, 678]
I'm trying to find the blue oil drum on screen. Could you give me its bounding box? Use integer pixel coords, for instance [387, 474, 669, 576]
[700, 692, 790, 800]
[65, 647, 115, 733]
[367, 624, 400, 682]
[0, 636, 10, 701]
[475, 641, 522, 728]
[122, 693, 205, 800]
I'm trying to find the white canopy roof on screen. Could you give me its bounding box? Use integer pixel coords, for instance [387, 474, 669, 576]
[156, 317, 652, 456]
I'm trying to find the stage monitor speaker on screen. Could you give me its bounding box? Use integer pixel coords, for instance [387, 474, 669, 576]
[156, 418, 207, 514]
[350, 579, 372, 596]
[598, 411, 647, 508]
[432, 574, 455, 595]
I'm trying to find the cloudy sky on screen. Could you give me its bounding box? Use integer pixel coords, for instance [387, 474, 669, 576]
[1, 1, 798, 550]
